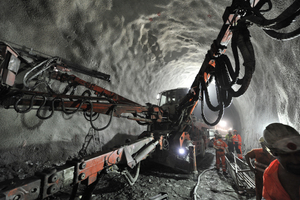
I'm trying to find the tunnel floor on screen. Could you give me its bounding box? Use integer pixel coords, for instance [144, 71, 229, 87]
[45, 148, 256, 200]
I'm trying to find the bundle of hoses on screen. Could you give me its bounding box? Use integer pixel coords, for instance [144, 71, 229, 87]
[201, 0, 300, 126]
[201, 23, 255, 126]
[244, 0, 300, 41]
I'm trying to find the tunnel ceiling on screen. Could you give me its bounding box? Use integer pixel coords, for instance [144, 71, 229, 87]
[0, 0, 299, 167]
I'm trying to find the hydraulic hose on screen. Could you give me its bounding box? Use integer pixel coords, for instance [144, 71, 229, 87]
[203, 83, 222, 112]
[253, 0, 272, 13]
[200, 23, 255, 126]
[263, 27, 300, 41]
[85, 100, 115, 131]
[263, 9, 300, 31]
[36, 96, 55, 119]
[14, 93, 36, 113]
[228, 24, 255, 97]
[201, 86, 224, 126]
[121, 162, 141, 186]
[243, 0, 300, 29]
[193, 168, 214, 200]
[242, 0, 300, 41]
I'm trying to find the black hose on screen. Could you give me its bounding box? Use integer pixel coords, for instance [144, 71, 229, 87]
[36, 97, 59, 119]
[253, 0, 272, 13]
[203, 82, 221, 112]
[33, 87, 115, 131]
[62, 90, 91, 115]
[14, 94, 36, 113]
[200, 24, 254, 125]
[200, 86, 224, 126]
[214, 56, 233, 108]
[243, 0, 300, 29]
[263, 27, 300, 41]
[61, 98, 85, 115]
[218, 55, 237, 88]
[85, 100, 115, 131]
[264, 9, 300, 31]
[228, 25, 255, 97]
[199, 0, 299, 125]
[84, 111, 100, 122]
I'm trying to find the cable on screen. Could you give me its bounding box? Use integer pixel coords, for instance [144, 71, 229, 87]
[193, 168, 214, 200]
[23, 57, 58, 90]
[121, 162, 141, 186]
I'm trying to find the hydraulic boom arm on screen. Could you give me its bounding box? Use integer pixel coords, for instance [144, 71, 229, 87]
[177, 0, 300, 126]
[0, 0, 299, 199]
[0, 135, 160, 200]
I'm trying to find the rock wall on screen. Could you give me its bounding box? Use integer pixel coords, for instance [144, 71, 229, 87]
[0, 0, 299, 169]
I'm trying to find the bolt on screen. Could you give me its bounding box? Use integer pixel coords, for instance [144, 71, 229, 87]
[79, 173, 86, 180]
[79, 162, 86, 170]
[49, 174, 58, 183]
[47, 185, 57, 194]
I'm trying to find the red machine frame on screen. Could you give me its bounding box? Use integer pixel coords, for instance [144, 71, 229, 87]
[1, 0, 296, 199]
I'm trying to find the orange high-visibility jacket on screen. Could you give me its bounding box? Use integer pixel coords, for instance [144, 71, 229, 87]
[232, 134, 241, 145]
[262, 159, 293, 200]
[246, 148, 275, 172]
[213, 138, 228, 153]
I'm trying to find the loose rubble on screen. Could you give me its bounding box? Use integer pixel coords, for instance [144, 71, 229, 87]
[0, 147, 256, 200]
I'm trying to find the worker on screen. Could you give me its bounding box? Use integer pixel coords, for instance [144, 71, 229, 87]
[213, 134, 229, 175]
[225, 130, 234, 153]
[262, 123, 300, 200]
[213, 131, 218, 144]
[232, 130, 243, 159]
[245, 137, 275, 200]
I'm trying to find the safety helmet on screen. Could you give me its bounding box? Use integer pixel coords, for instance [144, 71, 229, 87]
[216, 134, 222, 139]
[263, 123, 300, 153]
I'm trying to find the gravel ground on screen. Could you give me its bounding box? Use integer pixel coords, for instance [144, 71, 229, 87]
[43, 148, 257, 200]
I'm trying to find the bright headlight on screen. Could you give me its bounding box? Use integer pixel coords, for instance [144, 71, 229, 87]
[178, 148, 186, 155]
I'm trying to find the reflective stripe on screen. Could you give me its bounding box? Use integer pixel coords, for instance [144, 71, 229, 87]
[233, 134, 241, 142]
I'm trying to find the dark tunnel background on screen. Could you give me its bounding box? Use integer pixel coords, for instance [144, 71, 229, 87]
[0, 0, 299, 176]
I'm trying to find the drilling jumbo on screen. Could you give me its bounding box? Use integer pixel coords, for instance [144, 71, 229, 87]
[0, 0, 299, 199]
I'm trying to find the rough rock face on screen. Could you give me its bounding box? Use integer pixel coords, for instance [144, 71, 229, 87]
[0, 0, 299, 174]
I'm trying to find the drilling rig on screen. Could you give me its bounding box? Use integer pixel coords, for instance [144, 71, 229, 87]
[1, 0, 299, 199]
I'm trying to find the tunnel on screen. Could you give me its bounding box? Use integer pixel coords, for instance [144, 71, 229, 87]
[0, 0, 299, 199]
